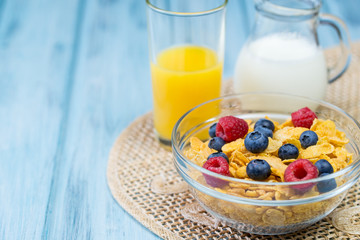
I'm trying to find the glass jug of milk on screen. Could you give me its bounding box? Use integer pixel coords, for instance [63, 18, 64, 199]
[234, 0, 351, 100]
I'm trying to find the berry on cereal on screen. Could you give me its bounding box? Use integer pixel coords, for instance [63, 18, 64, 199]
[207, 152, 229, 163]
[216, 116, 248, 142]
[208, 137, 226, 152]
[300, 130, 318, 148]
[284, 159, 318, 192]
[278, 143, 299, 160]
[209, 123, 217, 138]
[315, 159, 334, 175]
[255, 126, 273, 138]
[246, 159, 271, 181]
[244, 131, 269, 153]
[254, 118, 275, 132]
[291, 107, 317, 128]
[203, 157, 230, 187]
[317, 173, 337, 193]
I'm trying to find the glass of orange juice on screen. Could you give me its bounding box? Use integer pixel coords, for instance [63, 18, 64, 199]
[146, 0, 227, 145]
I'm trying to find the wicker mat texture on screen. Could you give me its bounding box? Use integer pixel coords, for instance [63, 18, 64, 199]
[107, 42, 360, 240]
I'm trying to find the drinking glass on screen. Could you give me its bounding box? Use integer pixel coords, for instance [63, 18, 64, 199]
[146, 0, 227, 145]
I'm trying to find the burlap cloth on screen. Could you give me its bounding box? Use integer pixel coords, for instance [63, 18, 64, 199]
[107, 42, 360, 239]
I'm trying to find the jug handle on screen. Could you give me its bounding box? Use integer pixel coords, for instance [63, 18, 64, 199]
[319, 14, 352, 84]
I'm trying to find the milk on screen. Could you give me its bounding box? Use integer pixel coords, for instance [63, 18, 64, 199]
[234, 34, 328, 100]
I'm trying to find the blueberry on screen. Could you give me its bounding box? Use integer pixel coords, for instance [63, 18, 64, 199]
[209, 123, 217, 138]
[254, 118, 275, 132]
[315, 159, 334, 175]
[207, 152, 229, 163]
[254, 126, 273, 138]
[208, 137, 226, 152]
[300, 130, 318, 148]
[246, 159, 271, 181]
[244, 131, 269, 153]
[317, 173, 337, 193]
[278, 144, 299, 160]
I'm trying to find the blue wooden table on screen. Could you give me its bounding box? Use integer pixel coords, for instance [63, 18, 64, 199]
[0, 0, 359, 239]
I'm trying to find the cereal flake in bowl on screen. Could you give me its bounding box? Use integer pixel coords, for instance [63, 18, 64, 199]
[171, 93, 360, 235]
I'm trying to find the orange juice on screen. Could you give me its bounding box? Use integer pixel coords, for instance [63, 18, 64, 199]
[151, 45, 222, 141]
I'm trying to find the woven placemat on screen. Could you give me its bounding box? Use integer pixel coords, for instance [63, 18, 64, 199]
[107, 42, 360, 239]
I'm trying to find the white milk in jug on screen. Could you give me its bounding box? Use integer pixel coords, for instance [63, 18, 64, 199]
[234, 33, 328, 100]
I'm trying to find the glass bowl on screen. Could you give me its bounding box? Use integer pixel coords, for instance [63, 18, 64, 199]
[171, 93, 360, 235]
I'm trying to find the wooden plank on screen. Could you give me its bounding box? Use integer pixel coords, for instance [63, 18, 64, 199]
[0, 0, 80, 239]
[39, 0, 158, 239]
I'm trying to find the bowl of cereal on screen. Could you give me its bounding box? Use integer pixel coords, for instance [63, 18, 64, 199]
[171, 93, 360, 235]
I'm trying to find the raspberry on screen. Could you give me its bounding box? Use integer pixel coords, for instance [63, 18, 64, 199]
[202, 157, 230, 187]
[216, 116, 248, 142]
[291, 107, 317, 128]
[284, 159, 318, 193]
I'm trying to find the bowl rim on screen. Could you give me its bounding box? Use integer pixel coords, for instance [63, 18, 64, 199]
[171, 92, 360, 189]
